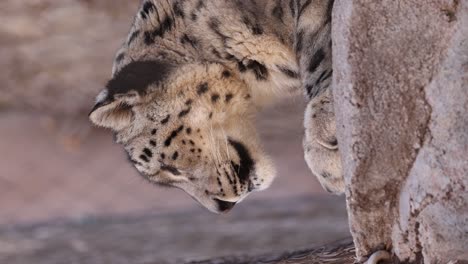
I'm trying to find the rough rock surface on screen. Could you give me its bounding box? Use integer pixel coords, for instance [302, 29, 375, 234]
[333, 0, 468, 262]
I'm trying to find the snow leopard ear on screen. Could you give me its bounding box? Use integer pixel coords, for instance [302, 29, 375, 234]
[89, 60, 174, 130]
[88, 89, 137, 130]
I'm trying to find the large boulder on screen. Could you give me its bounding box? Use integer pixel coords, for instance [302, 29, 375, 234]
[333, 0, 468, 262]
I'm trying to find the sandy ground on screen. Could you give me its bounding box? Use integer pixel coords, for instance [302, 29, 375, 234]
[0, 99, 328, 226]
[0, 196, 350, 264]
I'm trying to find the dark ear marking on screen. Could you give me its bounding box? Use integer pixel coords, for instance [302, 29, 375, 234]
[107, 60, 173, 98]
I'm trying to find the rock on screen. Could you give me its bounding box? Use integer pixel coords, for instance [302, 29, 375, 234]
[333, 0, 468, 262]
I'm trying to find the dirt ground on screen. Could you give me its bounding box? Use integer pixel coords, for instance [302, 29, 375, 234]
[0, 196, 350, 264]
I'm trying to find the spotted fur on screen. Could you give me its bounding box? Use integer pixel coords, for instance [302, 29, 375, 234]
[89, 0, 343, 214]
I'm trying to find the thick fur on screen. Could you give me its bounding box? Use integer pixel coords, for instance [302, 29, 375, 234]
[90, 0, 343, 213]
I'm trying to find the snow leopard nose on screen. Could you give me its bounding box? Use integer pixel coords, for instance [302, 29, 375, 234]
[214, 198, 236, 213]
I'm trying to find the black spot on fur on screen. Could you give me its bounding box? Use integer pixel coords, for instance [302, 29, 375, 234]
[242, 16, 263, 35]
[144, 31, 154, 45]
[144, 16, 174, 45]
[197, 82, 209, 95]
[190, 148, 195, 153]
[208, 112, 213, 119]
[172, 151, 179, 160]
[191, 12, 197, 21]
[185, 99, 193, 105]
[278, 66, 299, 78]
[189, 140, 195, 145]
[306, 84, 319, 98]
[222, 70, 231, 78]
[308, 48, 325, 73]
[289, 0, 296, 16]
[106, 60, 173, 97]
[298, 0, 312, 18]
[142, 1, 156, 18]
[150, 140, 156, 146]
[164, 125, 184, 147]
[182, 140, 186, 145]
[143, 148, 153, 157]
[246, 61, 269, 80]
[315, 69, 333, 87]
[208, 18, 229, 43]
[225, 93, 233, 103]
[237, 61, 247, 72]
[151, 129, 157, 135]
[173, 1, 185, 18]
[161, 165, 181, 175]
[195, 0, 205, 11]
[161, 153, 166, 159]
[140, 154, 150, 162]
[228, 139, 254, 184]
[178, 107, 191, 118]
[295, 29, 304, 53]
[211, 93, 220, 103]
[186, 127, 192, 134]
[116, 53, 125, 63]
[128, 30, 140, 45]
[272, 2, 284, 22]
[211, 48, 221, 58]
[225, 54, 236, 61]
[180, 34, 198, 48]
[161, 115, 170, 124]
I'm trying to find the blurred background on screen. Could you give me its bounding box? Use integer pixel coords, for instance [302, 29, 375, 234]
[0, 1, 349, 263]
